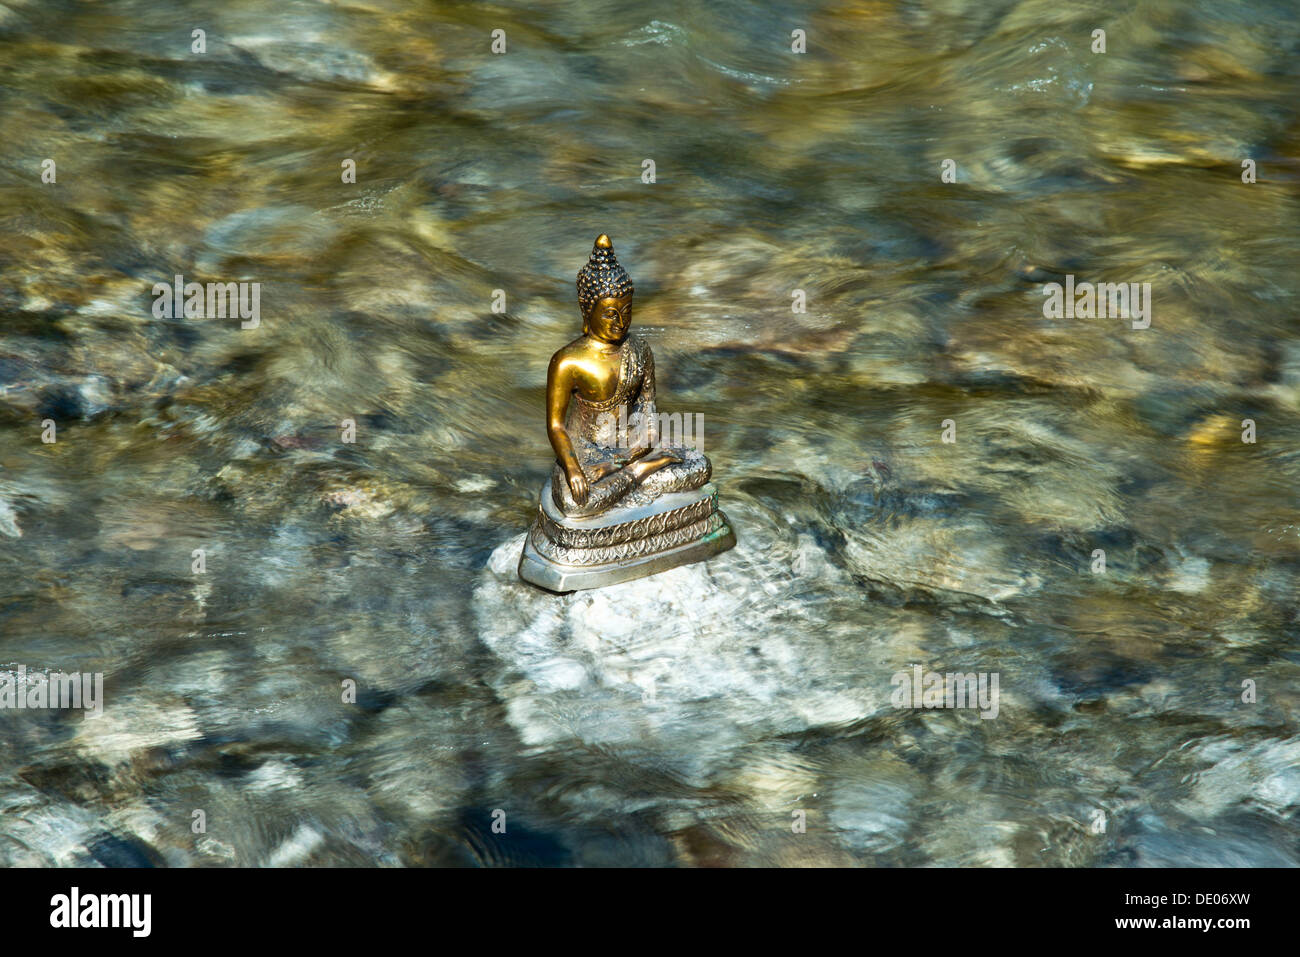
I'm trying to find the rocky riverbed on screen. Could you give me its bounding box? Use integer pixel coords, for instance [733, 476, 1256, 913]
[0, 0, 1297, 866]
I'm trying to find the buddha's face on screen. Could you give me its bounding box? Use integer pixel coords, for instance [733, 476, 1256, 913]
[584, 294, 633, 344]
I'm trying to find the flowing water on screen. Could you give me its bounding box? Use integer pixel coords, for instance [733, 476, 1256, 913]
[1, 0, 1298, 866]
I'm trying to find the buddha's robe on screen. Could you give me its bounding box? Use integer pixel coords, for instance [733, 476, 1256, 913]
[551, 334, 711, 517]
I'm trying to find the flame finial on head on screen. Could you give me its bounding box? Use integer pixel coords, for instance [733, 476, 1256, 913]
[576, 233, 634, 314]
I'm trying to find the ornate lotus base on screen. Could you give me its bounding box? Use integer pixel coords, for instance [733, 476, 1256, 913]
[518, 478, 736, 592]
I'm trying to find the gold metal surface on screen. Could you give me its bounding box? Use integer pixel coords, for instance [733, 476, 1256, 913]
[518, 234, 735, 591]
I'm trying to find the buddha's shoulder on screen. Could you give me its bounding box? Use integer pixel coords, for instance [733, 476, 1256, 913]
[627, 334, 653, 361]
[548, 336, 591, 369]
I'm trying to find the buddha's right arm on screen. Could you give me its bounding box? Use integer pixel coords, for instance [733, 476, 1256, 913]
[545, 357, 582, 478]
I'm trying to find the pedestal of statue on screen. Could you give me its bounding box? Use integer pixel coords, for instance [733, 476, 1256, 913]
[518, 477, 735, 592]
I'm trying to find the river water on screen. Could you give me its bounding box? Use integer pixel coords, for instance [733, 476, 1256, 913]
[1, 0, 1298, 866]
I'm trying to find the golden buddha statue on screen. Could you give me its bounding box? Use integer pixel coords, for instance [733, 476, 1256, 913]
[518, 234, 735, 591]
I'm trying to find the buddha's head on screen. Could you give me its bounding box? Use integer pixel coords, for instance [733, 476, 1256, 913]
[577, 233, 634, 344]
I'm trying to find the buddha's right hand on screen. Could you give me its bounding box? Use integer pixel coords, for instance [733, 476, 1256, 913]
[566, 467, 589, 506]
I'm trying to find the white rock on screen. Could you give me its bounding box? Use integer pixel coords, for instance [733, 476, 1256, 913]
[474, 516, 889, 775]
